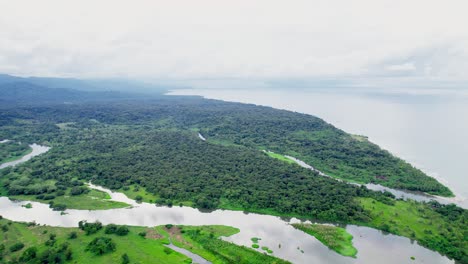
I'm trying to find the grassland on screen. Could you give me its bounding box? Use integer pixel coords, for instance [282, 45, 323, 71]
[358, 198, 467, 262]
[292, 223, 357, 257]
[165, 225, 289, 264]
[264, 151, 296, 164]
[0, 218, 191, 263]
[10, 189, 129, 210]
[0, 218, 289, 264]
[118, 184, 194, 207]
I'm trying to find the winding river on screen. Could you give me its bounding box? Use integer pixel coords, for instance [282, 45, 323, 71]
[0, 144, 455, 264]
[284, 154, 453, 204]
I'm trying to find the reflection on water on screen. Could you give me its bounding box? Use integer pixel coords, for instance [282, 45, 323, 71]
[0, 143, 456, 263]
[168, 88, 468, 209]
[286, 153, 451, 204]
[0, 143, 50, 169]
[0, 188, 454, 264]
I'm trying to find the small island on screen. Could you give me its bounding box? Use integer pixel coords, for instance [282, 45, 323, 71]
[292, 223, 357, 258]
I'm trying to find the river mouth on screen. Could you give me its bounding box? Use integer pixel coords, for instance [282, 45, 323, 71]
[0, 143, 455, 264]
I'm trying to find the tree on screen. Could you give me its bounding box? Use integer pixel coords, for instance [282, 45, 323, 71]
[121, 253, 130, 264]
[86, 237, 116, 255]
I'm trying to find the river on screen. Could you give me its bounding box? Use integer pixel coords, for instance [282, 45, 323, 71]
[0, 144, 454, 264]
[168, 88, 468, 209]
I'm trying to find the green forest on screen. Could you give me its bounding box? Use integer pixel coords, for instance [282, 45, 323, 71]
[0, 141, 31, 163]
[0, 90, 466, 262]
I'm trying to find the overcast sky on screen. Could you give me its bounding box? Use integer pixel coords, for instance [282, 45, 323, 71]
[1, 0, 467, 87]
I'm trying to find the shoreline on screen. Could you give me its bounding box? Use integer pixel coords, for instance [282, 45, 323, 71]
[167, 90, 461, 204]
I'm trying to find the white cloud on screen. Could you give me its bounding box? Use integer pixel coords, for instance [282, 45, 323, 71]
[386, 63, 416, 72]
[0, 0, 467, 85]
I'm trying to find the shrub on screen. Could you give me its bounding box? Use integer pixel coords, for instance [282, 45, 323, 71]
[19, 247, 37, 261]
[68, 231, 78, 239]
[70, 186, 87, 196]
[105, 224, 118, 234]
[135, 195, 143, 202]
[86, 237, 116, 255]
[116, 226, 129, 236]
[10, 242, 24, 252]
[79, 221, 103, 235]
[50, 203, 67, 211]
[121, 253, 130, 264]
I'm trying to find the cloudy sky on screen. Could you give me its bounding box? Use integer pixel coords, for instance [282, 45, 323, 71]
[1, 0, 467, 87]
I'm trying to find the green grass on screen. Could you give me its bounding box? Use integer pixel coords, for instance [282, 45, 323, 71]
[265, 151, 296, 164]
[251, 237, 261, 243]
[0, 146, 32, 163]
[118, 184, 157, 203]
[119, 184, 194, 207]
[0, 219, 290, 264]
[357, 198, 467, 262]
[166, 225, 290, 264]
[11, 189, 129, 210]
[0, 219, 192, 264]
[292, 223, 357, 257]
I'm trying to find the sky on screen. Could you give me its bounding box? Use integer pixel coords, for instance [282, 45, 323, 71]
[1, 0, 468, 88]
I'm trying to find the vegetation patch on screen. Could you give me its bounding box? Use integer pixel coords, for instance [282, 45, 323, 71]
[265, 151, 296, 164]
[292, 223, 357, 257]
[0, 218, 288, 264]
[22, 203, 33, 209]
[358, 198, 467, 262]
[251, 237, 261, 243]
[171, 225, 290, 264]
[0, 141, 32, 163]
[5, 183, 130, 210]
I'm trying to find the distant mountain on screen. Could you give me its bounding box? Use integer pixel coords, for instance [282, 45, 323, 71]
[0, 73, 170, 94]
[0, 81, 144, 105]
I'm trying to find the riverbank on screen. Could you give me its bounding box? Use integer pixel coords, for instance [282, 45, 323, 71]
[0, 142, 463, 263]
[0, 218, 287, 264]
[0, 141, 33, 164]
[292, 223, 357, 257]
[8, 188, 130, 210]
[169, 88, 467, 204]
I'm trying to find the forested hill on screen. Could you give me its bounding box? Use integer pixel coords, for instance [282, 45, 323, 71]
[0, 82, 146, 105]
[1, 83, 466, 262]
[0, 73, 170, 94]
[0, 82, 452, 196]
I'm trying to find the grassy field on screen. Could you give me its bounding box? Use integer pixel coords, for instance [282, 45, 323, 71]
[292, 223, 357, 257]
[10, 189, 129, 210]
[0, 218, 191, 263]
[264, 151, 296, 164]
[0, 219, 289, 264]
[166, 225, 289, 264]
[118, 184, 157, 203]
[118, 184, 194, 207]
[358, 198, 467, 262]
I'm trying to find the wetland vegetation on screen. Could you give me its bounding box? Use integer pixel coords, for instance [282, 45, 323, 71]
[292, 223, 357, 257]
[0, 81, 466, 262]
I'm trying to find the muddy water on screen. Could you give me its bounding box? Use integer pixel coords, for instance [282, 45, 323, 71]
[0, 145, 454, 264]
